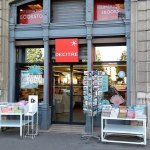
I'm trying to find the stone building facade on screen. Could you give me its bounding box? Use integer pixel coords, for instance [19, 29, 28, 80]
[131, 0, 150, 138]
[131, 0, 150, 98]
[0, 0, 12, 101]
[0, 0, 150, 138]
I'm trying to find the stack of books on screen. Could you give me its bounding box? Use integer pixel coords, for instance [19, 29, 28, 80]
[110, 105, 119, 118]
[118, 106, 127, 118]
[134, 105, 145, 118]
[101, 105, 112, 117]
[127, 106, 135, 118]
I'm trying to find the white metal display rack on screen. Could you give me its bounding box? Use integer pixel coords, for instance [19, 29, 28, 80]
[101, 116, 147, 145]
[23, 95, 38, 139]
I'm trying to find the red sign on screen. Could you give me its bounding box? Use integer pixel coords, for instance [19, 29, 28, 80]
[94, 0, 124, 21]
[55, 39, 79, 62]
[18, 1, 43, 24]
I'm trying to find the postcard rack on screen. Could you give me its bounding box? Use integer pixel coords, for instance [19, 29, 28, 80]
[81, 70, 105, 143]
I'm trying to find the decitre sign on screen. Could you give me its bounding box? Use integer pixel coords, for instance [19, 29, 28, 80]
[55, 38, 79, 62]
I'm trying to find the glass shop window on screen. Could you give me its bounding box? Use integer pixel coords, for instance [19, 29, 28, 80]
[17, 0, 43, 24]
[19, 65, 44, 102]
[26, 48, 44, 63]
[94, 0, 125, 21]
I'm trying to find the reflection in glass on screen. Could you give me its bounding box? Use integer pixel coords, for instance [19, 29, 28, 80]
[19, 65, 44, 102]
[95, 46, 127, 61]
[94, 46, 127, 104]
[72, 65, 86, 123]
[52, 65, 86, 123]
[53, 66, 70, 122]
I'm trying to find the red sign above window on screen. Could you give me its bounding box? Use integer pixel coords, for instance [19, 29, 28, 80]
[18, 1, 43, 24]
[94, 0, 124, 21]
[55, 39, 79, 62]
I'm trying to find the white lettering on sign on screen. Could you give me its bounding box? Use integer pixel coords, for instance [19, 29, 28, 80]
[20, 10, 43, 20]
[101, 9, 119, 15]
[20, 14, 43, 20]
[98, 4, 120, 15]
[55, 52, 78, 57]
[29, 75, 43, 84]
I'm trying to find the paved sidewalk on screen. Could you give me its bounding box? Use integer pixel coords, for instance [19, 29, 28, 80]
[0, 130, 149, 150]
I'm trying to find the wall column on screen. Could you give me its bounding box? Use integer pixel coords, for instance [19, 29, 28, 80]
[39, 0, 51, 130]
[9, 4, 16, 102]
[85, 0, 94, 133]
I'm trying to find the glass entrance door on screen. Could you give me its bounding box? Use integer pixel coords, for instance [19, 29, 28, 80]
[52, 65, 71, 123]
[52, 64, 86, 124]
[72, 65, 86, 123]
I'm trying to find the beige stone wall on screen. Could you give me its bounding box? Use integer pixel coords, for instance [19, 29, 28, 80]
[131, 0, 150, 139]
[131, 0, 150, 98]
[0, 0, 13, 101]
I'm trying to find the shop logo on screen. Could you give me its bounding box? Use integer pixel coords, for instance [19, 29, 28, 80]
[28, 65, 43, 75]
[55, 38, 79, 62]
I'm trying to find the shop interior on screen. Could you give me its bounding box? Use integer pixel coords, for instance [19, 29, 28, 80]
[52, 46, 127, 123]
[16, 46, 127, 124]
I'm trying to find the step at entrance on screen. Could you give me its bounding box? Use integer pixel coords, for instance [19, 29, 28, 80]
[48, 124, 85, 134]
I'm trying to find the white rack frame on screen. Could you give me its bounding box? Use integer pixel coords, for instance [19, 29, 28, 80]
[101, 116, 147, 145]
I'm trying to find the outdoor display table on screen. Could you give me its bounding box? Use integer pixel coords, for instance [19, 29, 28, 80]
[101, 116, 147, 145]
[0, 112, 27, 137]
[0, 96, 38, 138]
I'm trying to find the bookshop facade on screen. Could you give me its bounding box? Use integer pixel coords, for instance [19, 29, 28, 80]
[9, 0, 130, 131]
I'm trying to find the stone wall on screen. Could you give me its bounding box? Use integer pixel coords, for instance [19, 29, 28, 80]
[131, 0, 150, 139]
[0, 0, 13, 101]
[131, 0, 150, 100]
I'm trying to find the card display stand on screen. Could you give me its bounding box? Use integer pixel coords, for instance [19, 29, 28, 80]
[82, 71, 106, 143]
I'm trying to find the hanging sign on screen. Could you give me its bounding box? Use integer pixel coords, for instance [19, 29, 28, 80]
[94, 0, 124, 21]
[28, 95, 38, 113]
[55, 38, 79, 62]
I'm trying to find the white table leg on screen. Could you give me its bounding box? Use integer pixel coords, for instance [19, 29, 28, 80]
[20, 114, 22, 137]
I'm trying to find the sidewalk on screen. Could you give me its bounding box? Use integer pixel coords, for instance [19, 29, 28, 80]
[0, 130, 149, 150]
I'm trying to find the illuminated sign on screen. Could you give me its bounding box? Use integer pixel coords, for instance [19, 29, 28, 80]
[18, 1, 43, 24]
[55, 38, 79, 62]
[94, 0, 124, 21]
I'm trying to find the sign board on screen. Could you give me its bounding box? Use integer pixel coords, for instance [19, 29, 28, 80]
[21, 71, 32, 89]
[20, 66, 43, 89]
[18, 1, 43, 24]
[55, 38, 79, 62]
[102, 75, 108, 92]
[94, 0, 124, 21]
[28, 95, 38, 113]
[21, 71, 39, 89]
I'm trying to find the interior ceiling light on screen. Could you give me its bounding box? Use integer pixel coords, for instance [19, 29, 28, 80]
[27, 4, 42, 10]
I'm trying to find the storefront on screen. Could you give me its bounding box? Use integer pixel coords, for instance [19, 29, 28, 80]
[9, 0, 130, 131]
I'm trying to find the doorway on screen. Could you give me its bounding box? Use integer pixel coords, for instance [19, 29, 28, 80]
[52, 64, 86, 124]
